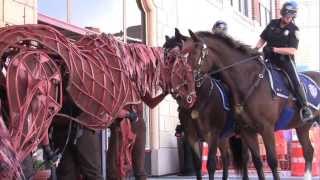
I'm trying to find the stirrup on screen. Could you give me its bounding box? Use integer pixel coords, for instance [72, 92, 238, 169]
[299, 107, 314, 122]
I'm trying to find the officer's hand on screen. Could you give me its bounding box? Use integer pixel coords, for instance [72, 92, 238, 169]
[263, 46, 274, 57]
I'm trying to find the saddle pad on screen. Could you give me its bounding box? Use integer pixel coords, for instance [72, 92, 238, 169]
[213, 79, 231, 111]
[267, 68, 320, 110]
[211, 79, 235, 138]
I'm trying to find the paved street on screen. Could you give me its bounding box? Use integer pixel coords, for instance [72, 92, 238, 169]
[148, 170, 320, 179]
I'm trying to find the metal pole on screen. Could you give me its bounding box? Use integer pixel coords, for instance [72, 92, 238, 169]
[123, 0, 127, 43]
[67, 0, 71, 23]
[101, 129, 107, 180]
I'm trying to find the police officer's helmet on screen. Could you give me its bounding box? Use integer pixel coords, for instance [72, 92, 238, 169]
[280, 1, 298, 18]
[212, 20, 228, 33]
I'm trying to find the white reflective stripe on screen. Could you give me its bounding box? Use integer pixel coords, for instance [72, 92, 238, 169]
[291, 157, 305, 163]
[304, 169, 312, 180]
[202, 156, 208, 161]
[291, 157, 318, 163]
[203, 142, 208, 147]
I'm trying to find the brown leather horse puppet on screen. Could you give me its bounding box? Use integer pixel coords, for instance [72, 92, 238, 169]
[0, 24, 196, 178]
[180, 29, 320, 180]
[164, 33, 264, 180]
[107, 49, 197, 180]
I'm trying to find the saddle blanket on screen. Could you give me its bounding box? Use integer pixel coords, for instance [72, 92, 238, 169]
[212, 79, 235, 138]
[267, 68, 320, 110]
[267, 68, 320, 130]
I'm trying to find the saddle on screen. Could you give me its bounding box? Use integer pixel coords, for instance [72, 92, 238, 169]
[267, 65, 320, 110]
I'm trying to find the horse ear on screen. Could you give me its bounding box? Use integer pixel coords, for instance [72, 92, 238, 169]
[175, 28, 188, 41]
[165, 35, 170, 41]
[188, 29, 200, 42]
[175, 28, 181, 37]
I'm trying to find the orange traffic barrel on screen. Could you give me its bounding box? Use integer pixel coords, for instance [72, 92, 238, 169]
[201, 142, 208, 174]
[291, 137, 320, 176]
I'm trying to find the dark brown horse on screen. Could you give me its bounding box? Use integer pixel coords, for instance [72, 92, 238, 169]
[180, 30, 320, 180]
[164, 34, 265, 180]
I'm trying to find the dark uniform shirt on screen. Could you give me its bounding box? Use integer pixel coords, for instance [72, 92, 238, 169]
[260, 19, 299, 61]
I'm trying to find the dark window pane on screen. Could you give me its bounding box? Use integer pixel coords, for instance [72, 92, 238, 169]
[126, 0, 143, 42]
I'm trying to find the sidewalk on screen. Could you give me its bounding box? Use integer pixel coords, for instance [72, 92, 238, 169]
[148, 170, 320, 180]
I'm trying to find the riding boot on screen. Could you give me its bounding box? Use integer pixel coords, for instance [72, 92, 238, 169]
[296, 85, 313, 122]
[283, 58, 314, 122]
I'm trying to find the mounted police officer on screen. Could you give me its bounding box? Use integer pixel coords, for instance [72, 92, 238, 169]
[255, 1, 313, 122]
[212, 20, 228, 34]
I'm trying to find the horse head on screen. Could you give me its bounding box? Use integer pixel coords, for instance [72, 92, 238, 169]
[162, 29, 197, 108]
[186, 29, 261, 75]
[170, 56, 197, 108]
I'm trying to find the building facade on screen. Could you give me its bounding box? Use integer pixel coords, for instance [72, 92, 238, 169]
[0, 0, 37, 25]
[1, 0, 319, 176]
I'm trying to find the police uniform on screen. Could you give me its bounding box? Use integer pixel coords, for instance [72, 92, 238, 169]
[260, 19, 307, 108]
[261, 19, 299, 61]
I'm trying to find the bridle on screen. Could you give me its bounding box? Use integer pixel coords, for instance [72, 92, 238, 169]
[192, 41, 267, 112]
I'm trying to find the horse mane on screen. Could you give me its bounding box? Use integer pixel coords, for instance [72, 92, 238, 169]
[196, 31, 260, 56]
[76, 33, 164, 96]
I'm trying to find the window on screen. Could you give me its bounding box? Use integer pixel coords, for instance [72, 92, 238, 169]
[259, 0, 272, 27]
[38, 0, 67, 21]
[238, 0, 249, 17]
[230, 0, 249, 17]
[38, 0, 144, 42]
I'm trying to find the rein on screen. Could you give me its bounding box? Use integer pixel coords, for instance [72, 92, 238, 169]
[196, 42, 267, 112]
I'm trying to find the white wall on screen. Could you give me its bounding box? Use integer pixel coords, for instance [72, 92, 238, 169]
[294, 0, 320, 71]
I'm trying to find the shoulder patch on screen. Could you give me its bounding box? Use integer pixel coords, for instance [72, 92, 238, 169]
[284, 30, 290, 36]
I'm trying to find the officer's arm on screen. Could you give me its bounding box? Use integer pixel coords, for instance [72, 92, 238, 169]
[273, 47, 297, 56]
[255, 38, 266, 50]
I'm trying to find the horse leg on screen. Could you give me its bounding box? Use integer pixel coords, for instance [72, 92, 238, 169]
[296, 125, 313, 180]
[218, 139, 230, 180]
[131, 106, 147, 180]
[261, 129, 280, 180]
[241, 131, 265, 180]
[179, 108, 202, 179]
[241, 140, 249, 180]
[186, 134, 202, 180]
[206, 135, 218, 180]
